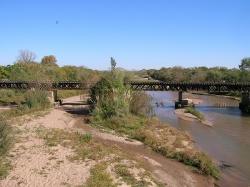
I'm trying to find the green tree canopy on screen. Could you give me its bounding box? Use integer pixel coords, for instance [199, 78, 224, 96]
[0, 66, 10, 79]
[239, 57, 250, 71]
[111, 57, 116, 70]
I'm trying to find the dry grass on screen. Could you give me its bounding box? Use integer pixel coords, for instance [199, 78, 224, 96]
[36, 127, 163, 186]
[134, 117, 219, 178]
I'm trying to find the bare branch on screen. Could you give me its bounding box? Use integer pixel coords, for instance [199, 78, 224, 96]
[16, 49, 37, 63]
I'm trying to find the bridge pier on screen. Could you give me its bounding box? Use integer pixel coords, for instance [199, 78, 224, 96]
[239, 92, 250, 112]
[175, 91, 190, 109]
[52, 90, 58, 102]
[52, 89, 63, 105]
[45, 91, 55, 105]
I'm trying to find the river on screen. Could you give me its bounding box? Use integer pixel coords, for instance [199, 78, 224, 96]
[147, 91, 250, 187]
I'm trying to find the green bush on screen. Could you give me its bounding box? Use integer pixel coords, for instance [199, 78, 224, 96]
[24, 90, 50, 108]
[89, 78, 131, 119]
[0, 90, 15, 99]
[0, 90, 25, 104]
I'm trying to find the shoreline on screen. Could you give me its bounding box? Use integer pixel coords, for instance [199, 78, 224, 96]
[0, 95, 216, 187]
[191, 91, 241, 101]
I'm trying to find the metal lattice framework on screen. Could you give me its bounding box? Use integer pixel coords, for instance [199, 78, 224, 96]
[0, 80, 250, 92]
[0, 81, 95, 90]
[127, 82, 250, 92]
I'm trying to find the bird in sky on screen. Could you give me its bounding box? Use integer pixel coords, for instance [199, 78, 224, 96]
[56, 21, 58, 24]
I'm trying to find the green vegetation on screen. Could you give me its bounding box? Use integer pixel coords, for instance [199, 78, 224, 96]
[184, 107, 206, 121]
[0, 90, 25, 104]
[0, 116, 13, 156]
[57, 90, 87, 99]
[84, 162, 115, 187]
[3, 53, 248, 182]
[147, 63, 250, 83]
[24, 90, 50, 108]
[135, 118, 219, 177]
[1, 90, 51, 119]
[1, 51, 249, 84]
[86, 62, 219, 179]
[0, 115, 13, 179]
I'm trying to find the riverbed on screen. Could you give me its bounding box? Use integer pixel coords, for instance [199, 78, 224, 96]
[147, 91, 250, 187]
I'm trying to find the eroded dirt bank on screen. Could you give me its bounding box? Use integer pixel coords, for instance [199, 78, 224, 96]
[0, 96, 214, 187]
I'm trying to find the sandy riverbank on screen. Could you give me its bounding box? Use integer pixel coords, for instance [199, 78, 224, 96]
[0, 95, 214, 187]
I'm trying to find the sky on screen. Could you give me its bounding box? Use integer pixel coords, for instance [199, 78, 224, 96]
[1, 0, 250, 70]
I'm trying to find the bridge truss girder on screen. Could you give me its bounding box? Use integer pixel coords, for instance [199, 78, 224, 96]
[0, 81, 95, 90]
[1, 81, 250, 92]
[127, 82, 250, 92]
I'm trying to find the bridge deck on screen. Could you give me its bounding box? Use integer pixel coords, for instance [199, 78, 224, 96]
[0, 81, 250, 92]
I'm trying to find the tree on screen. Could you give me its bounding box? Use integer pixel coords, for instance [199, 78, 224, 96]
[239, 57, 250, 71]
[41, 55, 58, 66]
[61, 66, 78, 81]
[223, 68, 240, 83]
[190, 68, 207, 82]
[16, 49, 37, 63]
[206, 69, 223, 82]
[111, 57, 116, 70]
[8, 62, 46, 81]
[0, 66, 10, 79]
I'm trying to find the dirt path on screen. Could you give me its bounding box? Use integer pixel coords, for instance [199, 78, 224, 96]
[0, 95, 214, 187]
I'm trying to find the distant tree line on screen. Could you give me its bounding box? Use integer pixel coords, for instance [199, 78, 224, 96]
[1, 50, 249, 83]
[0, 50, 101, 82]
[146, 58, 250, 83]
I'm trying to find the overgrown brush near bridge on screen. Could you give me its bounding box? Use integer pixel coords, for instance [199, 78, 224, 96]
[86, 74, 219, 179]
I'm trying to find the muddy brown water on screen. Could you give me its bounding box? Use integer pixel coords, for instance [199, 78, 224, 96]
[147, 91, 250, 187]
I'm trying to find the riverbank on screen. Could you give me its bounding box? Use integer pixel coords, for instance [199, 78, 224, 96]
[0, 95, 215, 187]
[191, 91, 241, 101]
[148, 91, 250, 186]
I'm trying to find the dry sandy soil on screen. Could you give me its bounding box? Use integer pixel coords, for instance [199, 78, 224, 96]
[0, 95, 214, 187]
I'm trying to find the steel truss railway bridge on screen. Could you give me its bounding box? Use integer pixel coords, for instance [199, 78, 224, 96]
[0, 80, 250, 111]
[0, 80, 250, 92]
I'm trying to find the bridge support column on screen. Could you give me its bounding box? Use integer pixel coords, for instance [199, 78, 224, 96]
[175, 91, 183, 109]
[52, 89, 63, 105]
[239, 92, 250, 112]
[53, 90, 58, 102]
[45, 91, 55, 105]
[178, 91, 183, 103]
[175, 91, 191, 109]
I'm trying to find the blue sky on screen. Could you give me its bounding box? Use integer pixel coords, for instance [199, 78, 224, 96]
[1, 0, 249, 70]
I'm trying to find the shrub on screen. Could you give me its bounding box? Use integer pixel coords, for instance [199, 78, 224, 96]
[0, 115, 13, 179]
[0, 115, 13, 156]
[0, 90, 25, 104]
[88, 77, 113, 112]
[130, 91, 152, 115]
[24, 90, 50, 108]
[0, 90, 15, 100]
[89, 78, 131, 119]
[184, 107, 205, 121]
